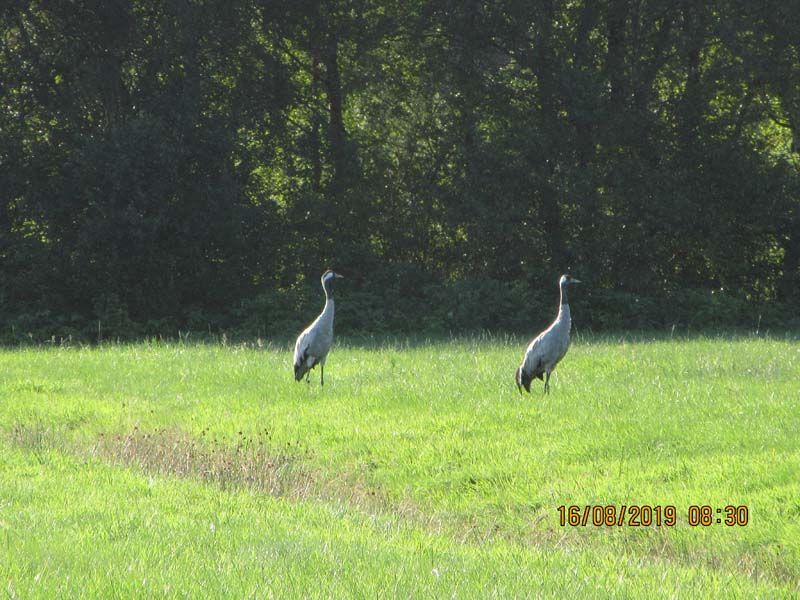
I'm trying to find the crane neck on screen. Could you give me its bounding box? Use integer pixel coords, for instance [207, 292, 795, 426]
[323, 279, 334, 300]
[317, 295, 335, 329]
[560, 282, 569, 306]
[322, 296, 335, 317]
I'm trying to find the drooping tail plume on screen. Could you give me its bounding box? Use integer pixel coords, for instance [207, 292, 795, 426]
[515, 366, 532, 393]
[294, 362, 309, 382]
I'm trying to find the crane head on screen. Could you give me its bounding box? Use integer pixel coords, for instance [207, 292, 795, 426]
[321, 270, 344, 296]
[322, 270, 344, 283]
[560, 274, 581, 286]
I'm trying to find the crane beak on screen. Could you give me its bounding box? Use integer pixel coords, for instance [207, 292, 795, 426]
[572, 278, 582, 284]
[335, 274, 344, 279]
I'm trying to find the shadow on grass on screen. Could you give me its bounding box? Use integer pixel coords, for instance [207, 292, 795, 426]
[2, 327, 798, 351]
[336, 328, 800, 350]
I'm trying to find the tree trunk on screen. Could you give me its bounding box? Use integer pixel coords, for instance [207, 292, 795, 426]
[310, 56, 324, 193]
[322, 32, 348, 194]
[680, 3, 705, 148]
[779, 224, 800, 302]
[533, 0, 568, 268]
[606, 0, 628, 116]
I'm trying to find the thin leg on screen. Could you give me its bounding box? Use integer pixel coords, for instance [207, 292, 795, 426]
[305, 370, 310, 383]
[544, 372, 550, 394]
[321, 363, 324, 386]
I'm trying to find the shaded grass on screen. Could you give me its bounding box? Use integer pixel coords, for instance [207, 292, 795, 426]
[1, 334, 799, 596]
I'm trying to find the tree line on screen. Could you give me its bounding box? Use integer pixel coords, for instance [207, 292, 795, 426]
[1, 0, 799, 342]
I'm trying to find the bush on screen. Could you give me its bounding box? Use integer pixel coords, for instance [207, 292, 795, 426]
[1, 277, 797, 345]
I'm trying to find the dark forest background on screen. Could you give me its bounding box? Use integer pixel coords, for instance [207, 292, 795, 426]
[1, 0, 799, 342]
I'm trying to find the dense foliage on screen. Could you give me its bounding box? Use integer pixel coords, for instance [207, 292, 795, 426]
[2, 0, 799, 341]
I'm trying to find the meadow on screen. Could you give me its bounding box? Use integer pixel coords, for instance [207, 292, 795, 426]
[1, 334, 798, 598]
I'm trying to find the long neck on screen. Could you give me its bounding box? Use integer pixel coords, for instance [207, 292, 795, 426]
[321, 281, 335, 321]
[556, 282, 572, 324]
[322, 295, 335, 318]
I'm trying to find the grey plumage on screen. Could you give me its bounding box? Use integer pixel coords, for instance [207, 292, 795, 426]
[293, 270, 343, 385]
[516, 274, 581, 394]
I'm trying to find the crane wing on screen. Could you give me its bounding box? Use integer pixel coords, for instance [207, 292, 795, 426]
[293, 328, 316, 380]
[521, 333, 547, 378]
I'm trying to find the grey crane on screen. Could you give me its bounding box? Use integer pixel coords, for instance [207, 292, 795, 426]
[515, 274, 581, 394]
[293, 270, 344, 385]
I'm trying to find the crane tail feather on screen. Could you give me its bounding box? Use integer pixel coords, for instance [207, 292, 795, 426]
[294, 353, 311, 381]
[294, 351, 318, 382]
[515, 366, 532, 393]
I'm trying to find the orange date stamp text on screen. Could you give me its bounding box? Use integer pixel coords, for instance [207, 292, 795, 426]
[557, 504, 749, 527]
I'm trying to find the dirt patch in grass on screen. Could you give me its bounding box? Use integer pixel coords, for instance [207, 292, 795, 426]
[5, 423, 420, 519]
[93, 427, 316, 499]
[6, 423, 317, 500]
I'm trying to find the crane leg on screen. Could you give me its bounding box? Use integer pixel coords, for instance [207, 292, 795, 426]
[321, 364, 324, 386]
[544, 372, 551, 394]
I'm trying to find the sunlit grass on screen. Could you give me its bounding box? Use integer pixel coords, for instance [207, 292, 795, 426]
[1, 334, 798, 597]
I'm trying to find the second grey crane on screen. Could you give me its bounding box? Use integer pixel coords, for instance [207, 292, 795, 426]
[515, 274, 581, 394]
[293, 270, 343, 385]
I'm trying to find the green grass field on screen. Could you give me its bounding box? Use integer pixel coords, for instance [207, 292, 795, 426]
[1, 334, 799, 598]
